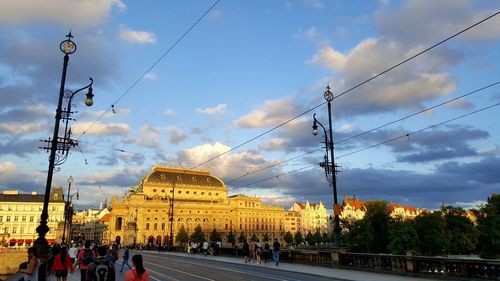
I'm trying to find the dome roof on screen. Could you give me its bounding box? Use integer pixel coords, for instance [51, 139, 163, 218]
[144, 165, 225, 188]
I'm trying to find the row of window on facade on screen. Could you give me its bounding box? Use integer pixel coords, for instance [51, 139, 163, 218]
[0, 205, 61, 211]
[239, 224, 282, 231]
[0, 215, 61, 223]
[1, 226, 56, 234]
[239, 217, 282, 224]
[152, 189, 221, 197]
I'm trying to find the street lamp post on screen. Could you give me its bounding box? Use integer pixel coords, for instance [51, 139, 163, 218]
[62, 175, 79, 244]
[36, 32, 94, 277]
[168, 180, 176, 249]
[312, 84, 342, 247]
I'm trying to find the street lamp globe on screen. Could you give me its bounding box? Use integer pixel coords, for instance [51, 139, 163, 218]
[60, 32, 76, 55]
[85, 89, 94, 106]
[312, 123, 318, 136]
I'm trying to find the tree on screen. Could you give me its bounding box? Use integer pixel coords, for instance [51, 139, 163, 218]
[251, 233, 258, 242]
[388, 218, 419, 255]
[414, 211, 450, 256]
[442, 206, 477, 255]
[238, 232, 247, 244]
[294, 231, 303, 244]
[263, 233, 270, 242]
[361, 200, 391, 253]
[322, 232, 330, 244]
[305, 231, 314, 245]
[284, 231, 294, 246]
[210, 227, 222, 242]
[226, 230, 236, 246]
[313, 230, 322, 245]
[477, 193, 500, 259]
[190, 224, 205, 244]
[175, 225, 189, 246]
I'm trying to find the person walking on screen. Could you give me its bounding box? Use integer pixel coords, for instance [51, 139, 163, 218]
[249, 239, 256, 263]
[242, 240, 250, 263]
[85, 245, 115, 281]
[52, 246, 75, 281]
[18, 247, 39, 281]
[263, 241, 270, 263]
[77, 241, 95, 281]
[125, 254, 150, 281]
[68, 243, 79, 265]
[119, 246, 132, 272]
[272, 238, 281, 266]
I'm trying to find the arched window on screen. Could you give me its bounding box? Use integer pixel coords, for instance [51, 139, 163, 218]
[115, 217, 122, 230]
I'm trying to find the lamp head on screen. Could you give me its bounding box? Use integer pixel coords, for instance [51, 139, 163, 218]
[312, 122, 318, 136]
[76, 191, 79, 200]
[60, 31, 76, 55]
[85, 87, 94, 107]
[68, 176, 73, 184]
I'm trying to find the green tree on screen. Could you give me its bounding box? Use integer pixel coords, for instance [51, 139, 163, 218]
[210, 227, 222, 242]
[175, 225, 189, 245]
[226, 230, 236, 246]
[313, 230, 322, 245]
[190, 224, 205, 244]
[284, 231, 294, 246]
[388, 218, 419, 255]
[442, 206, 478, 255]
[414, 211, 450, 256]
[251, 233, 258, 242]
[322, 232, 330, 243]
[361, 200, 391, 253]
[305, 231, 314, 245]
[294, 232, 303, 244]
[477, 193, 500, 259]
[238, 232, 247, 243]
[263, 233, 270, 242]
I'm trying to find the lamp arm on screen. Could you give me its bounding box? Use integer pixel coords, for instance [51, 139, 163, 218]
[313, 114, 328, 135]
[68, 78, 93, 102]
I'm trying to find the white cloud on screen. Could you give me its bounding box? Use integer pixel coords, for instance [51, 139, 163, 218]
[0, 123, 47, 134]
[235, 97, 299, 128]
[196, 104, 227, 115]
[164, 108, 177, 117]
[0, 0, 114, 27]
[79, 108, 130, 119]
[110, 0, 126, 10]
[295, 26, 318, 40]
[168, 128, 188, 144]
[133, 125, 160, 148]
[119, 27, 157, 44]
[143, 72, 157, 80]
[258, 138, 286, 152]
[71, 122, 129, 136]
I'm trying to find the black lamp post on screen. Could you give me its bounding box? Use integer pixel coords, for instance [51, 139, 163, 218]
[312, 84, 341, 247]
[62, 175, 79, 243]
[168, 180, 176, 250]
[36, 32, 94, 275]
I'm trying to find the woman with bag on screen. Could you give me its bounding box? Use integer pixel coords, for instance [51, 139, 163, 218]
[125, 254, 150, 281]
[52, 246, 75, 281]
[18, 247, 39, 281]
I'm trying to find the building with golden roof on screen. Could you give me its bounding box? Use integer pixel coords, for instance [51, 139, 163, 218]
[107, 166, 285, 246]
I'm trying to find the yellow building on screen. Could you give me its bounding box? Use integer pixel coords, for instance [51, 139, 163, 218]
[287, 201, 328, 234]
[340, 195, 427, 221]
[0, 188, 65, 247]
[108, 166, 285, 246]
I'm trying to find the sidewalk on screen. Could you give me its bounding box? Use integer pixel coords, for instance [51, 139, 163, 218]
[156, 251, 438, 281]
[48, 263, 126, 281]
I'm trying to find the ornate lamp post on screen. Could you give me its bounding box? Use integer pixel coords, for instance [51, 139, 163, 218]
[36, 32, 95, 277]
[168, 180, 176, 250]
[62, 175, 79, 243]
[312, 84, 342, 247]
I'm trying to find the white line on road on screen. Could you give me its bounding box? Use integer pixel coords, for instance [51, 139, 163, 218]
[144, 260, 217, 281]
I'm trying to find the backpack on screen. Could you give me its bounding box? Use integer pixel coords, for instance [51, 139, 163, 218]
[264, 243, 270, 251]
[82, 249, 94, 265]
[95, 260, 110, 281]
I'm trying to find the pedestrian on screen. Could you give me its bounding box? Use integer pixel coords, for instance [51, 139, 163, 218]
[272, 238, 281, 266]
[119, 246, 132, 272]
[17, 247, 39, 281]
[51, 246, 75, 281]
[202, 241, 209, 256]
[106, 244, 118, 264]
[263, 241, 270, 263]
[69, 243, 79, 264]
[249, 239, 256, 263]
[76, 240, 95, 281]
[125, 254, 149, 281]
[255, 240, 262, 264]
[85, 245, 115, 281]
[242, 240, 249, 263]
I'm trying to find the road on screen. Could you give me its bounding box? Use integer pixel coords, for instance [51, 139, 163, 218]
[140, 252, 341, 281]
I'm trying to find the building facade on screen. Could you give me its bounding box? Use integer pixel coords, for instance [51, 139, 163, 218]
[0, 188, 65, 247]
[340, 195, 427, 221]
[108, 166, 285, 246]
[287, 201, 328, 234]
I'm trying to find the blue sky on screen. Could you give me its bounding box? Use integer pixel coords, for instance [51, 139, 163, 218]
[1, 0, 499, 211]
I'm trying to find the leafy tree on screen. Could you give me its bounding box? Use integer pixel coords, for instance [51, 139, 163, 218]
[210, 227, 222, 242]
[388, 218, 419, 255]
[313, 230, 322, 245]
[442, 206, 478, 255]
[294, 231, 303, 244]
[362, 201, 391, 253]
[251, 233, 258, 242]
[226, 230, 236, 246]
[263, 233, 270, 242]
[175, 225, 189, 245]
[238, 232, 247, 243]
[414, 211, 450, 256]
[284, 231, 294, 246]
[322, 232, 330, 243]
[190, 224, 205, 244]
[477, 193, 500, 259]
[305, 231, 314, 245]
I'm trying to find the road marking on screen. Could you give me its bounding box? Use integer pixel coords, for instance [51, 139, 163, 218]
[142, 253, 299, 281]
[147, 267, 180, 281]
[144, 260, 216, 281]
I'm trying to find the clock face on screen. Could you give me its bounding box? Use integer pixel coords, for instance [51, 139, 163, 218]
[60, 40, 76, 54]
[324, 90, 333, 102]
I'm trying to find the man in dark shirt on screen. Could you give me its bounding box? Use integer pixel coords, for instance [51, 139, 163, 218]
[86, 245, 116, 281]
[272, 238, 281, 266]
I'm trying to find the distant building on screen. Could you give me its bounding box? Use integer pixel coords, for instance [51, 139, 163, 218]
[287, 201, 328, 234]
[72, 207, 109, 243]
[0, 188, 65, 247]
[340, 195, 427, 221]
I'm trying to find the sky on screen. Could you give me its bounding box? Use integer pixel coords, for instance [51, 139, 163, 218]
[1, 0, 499, 211]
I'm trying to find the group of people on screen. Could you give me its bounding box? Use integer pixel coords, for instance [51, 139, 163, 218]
[242, 238, 281, 266]
[17, 241, 149, 281]
[187, 240, 221, 256]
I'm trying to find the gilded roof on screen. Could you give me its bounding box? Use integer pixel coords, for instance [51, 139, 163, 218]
[144, 165, 225, 188]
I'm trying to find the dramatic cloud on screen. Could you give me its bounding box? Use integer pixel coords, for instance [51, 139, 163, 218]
[119, 27, 157, 44]
[0, 138, 39, 157]
[235, 97, 303, 128]
[0, 0, 115, 27]
[196, 104, 227, 115]
[71, 122, 130, 136]
[0, 162, 46, 192]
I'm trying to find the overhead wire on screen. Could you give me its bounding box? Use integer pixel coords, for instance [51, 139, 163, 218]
[76, 146, 109, 201]
[188, 10, 500, 170]
[76, 0, 221, 140]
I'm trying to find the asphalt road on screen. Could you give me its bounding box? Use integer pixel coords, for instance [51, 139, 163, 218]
[140, 252, 343, 281]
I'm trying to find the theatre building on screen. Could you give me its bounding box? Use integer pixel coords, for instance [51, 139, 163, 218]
[0, 188, 65, 247]
[108, 165, 285, 246]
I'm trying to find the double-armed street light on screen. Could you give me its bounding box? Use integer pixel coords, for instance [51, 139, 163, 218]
[36, 32, 95, 278]
[312, 84, 342, 247]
